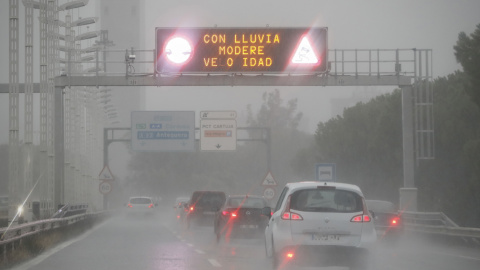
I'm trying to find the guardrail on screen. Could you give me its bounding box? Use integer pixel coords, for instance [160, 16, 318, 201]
[0, 211, 109, 265]
[402, 211, 480, 240]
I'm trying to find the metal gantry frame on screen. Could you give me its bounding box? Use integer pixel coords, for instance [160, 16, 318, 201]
[414, 49, 435, 162]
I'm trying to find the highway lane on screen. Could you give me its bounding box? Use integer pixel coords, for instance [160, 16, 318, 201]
[10, 207, 480, 270]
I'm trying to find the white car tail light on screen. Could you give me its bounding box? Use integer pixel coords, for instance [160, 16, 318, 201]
[350, 214, 371, 222]
[281, 195, 303, 220]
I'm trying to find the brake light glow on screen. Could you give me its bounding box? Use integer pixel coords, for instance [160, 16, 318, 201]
[190, 206, 194, 212]
[148, 204, 154, 208]
[286, 252, 294, 259]
[127, 204, 132, 208]
[231, 212, 237, 218]
[391, 217, 400, 226]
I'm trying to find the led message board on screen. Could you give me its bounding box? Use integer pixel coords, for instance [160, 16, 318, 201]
[155, 27, 328, 73]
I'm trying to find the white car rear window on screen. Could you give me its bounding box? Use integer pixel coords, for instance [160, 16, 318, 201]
[290, 188, 363, 213]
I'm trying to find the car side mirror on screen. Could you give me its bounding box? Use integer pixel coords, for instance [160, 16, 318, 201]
[262, 206, 272, 218]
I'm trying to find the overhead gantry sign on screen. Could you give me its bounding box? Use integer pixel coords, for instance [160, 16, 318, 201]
[155, 27, 328, 73]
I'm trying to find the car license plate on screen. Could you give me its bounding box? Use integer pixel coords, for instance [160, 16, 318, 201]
[311, 234, 340, 241]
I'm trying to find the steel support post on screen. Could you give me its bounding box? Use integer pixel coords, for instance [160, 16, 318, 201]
[400, 85, 417, 211]
[55, 86, 65, 209]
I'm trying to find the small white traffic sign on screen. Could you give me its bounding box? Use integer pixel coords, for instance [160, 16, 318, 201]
[263, 187, 275, 200]
[261, 171, 277, 186]
[200, 111, 237, 119]
[200, 119, 237, 151]
[98, 165, 114, 181]
[316, 163, 336, 182]
[99, 181, 113, 195]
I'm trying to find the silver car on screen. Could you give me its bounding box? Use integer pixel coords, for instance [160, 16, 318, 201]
[264, 181, 377, 269]
[126, 196, 157, 217]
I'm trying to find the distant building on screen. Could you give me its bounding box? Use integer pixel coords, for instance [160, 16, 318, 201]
[96, 0, 146, 126]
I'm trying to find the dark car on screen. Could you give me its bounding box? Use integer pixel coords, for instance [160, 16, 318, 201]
[366, 200, 404, 241]
[186, 191, 226, 228]
[214, 195, 270, 242]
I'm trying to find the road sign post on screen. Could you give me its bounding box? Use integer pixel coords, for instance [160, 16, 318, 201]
[99, 181, 113, 195]
[315, 163, 336, 182]
[155, 27, 328, 74]
[98, 165, 114, 181]
[131, 111, 195, 152]
[263, 187, 275, 201]
[200, 111, 237, 151]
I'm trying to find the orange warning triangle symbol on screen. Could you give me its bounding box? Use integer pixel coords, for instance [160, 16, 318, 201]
[291, 36, 319, 64]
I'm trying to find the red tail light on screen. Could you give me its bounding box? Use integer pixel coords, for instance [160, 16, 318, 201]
[127, 204, 132, 208]
[222, 210, 237, 218]
[286, 252, 294, 259]
[350, 214, 371, 222]
[352, 199, 371, 222]
[391, 217, 400, 226]
[189, 206, 194, 212]
[148, 204, 154, 208]
[281, 195, 303, 220]
[281, 212, 303, 220]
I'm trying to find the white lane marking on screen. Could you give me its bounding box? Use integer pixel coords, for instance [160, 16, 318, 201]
[187, 243, 194, 247]
[208, 259, 222, 267]
[195, 249, 205, 254]
[12, 220, 108, 270]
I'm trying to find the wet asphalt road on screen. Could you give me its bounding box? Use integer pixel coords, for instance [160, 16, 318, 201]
[11, 207, 480, 270]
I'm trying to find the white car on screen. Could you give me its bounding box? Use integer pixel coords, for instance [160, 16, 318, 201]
[126, 196, 157, 217]
[264, 181, 377, 269]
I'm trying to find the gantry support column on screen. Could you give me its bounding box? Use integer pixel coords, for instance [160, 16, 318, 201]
[400, 85, 418, 211]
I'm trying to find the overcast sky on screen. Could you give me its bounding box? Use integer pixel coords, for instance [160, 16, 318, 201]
[1, 0, 479, 143]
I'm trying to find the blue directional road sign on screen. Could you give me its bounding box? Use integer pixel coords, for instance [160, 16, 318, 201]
[131, 111, 195, 152]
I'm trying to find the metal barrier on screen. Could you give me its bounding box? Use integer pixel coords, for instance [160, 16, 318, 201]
[402, 211, 480, 239]
[0, 211, 109, 263]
